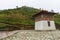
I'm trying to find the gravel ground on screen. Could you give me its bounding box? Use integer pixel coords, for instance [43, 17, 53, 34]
[0, 30, 60, 40]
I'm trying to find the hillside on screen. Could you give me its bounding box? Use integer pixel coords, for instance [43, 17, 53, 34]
[0, 6, 39, 25]
[0, 6, 40, 30]
[0, 6, 59, 30]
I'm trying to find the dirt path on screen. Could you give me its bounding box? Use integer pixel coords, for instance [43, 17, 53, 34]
[0, 30, 19, 39]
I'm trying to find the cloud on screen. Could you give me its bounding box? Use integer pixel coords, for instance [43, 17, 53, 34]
[19, 0, 60, 12]
[0, 0, 19, 9]
[0, 0, 60, 12]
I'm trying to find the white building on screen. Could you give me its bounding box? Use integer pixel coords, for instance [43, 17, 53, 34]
[34, 10, 57, 30]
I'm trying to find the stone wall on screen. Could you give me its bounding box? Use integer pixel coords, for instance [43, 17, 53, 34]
[0, 30, 60, 40]
[0, 30, 19, 39]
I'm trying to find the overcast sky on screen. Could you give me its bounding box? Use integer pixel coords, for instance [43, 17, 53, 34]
[0, 0, 60, 12]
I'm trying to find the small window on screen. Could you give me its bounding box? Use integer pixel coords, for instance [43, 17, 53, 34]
[48, 21, 50, 27]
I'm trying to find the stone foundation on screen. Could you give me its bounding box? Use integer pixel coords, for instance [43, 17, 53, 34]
[1, 30, 60, 40]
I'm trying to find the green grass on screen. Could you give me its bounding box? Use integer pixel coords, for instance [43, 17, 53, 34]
[0, 6, 59, 29]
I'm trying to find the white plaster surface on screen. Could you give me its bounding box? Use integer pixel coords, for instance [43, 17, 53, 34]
[35, 21, 56, 30]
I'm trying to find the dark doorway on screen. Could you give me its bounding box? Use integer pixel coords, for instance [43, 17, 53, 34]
[48, 21, 50, 27]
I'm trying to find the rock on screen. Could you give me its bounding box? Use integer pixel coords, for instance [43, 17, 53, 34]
[1, 30, 60, 40]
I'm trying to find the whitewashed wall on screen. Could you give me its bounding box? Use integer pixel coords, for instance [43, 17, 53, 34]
[35, 21, 56, 30]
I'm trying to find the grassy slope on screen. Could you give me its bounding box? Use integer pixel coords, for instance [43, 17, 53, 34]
[0, 6, 59, 29]
[0, 6, 39, 28]
[54, 14, 60, 25]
